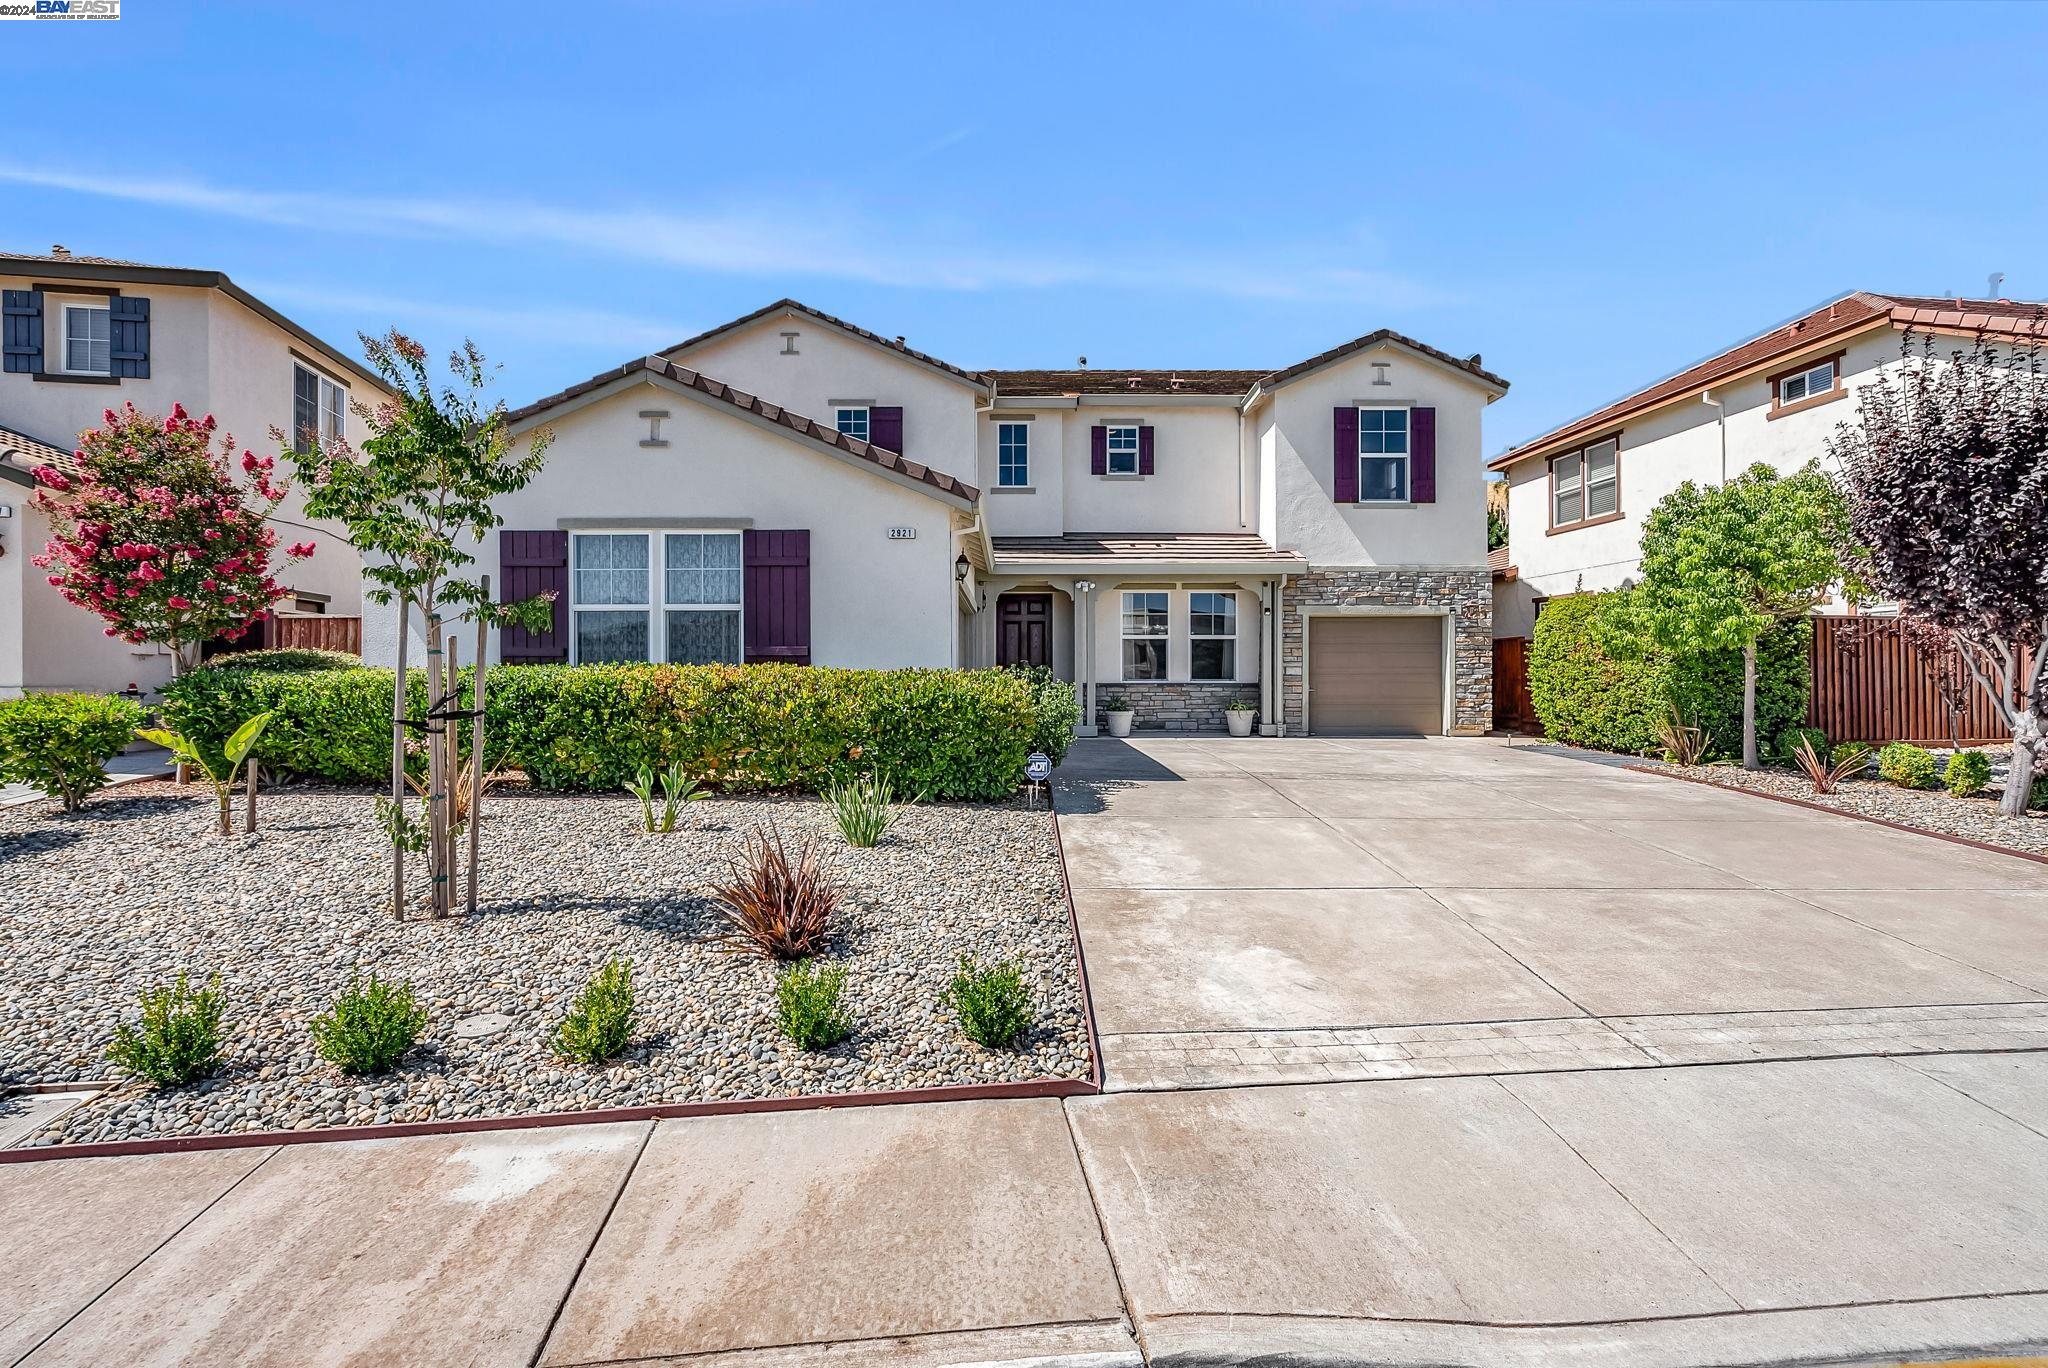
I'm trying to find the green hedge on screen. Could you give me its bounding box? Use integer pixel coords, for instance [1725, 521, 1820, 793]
[0, 691, 147, 811]
[161, 662, 1047, 800]
[1528, 593, 1810, 761]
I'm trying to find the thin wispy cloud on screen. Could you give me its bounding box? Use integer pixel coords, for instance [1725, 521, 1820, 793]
[900, 124, 979, 164]
[0, 163, 1446, 307]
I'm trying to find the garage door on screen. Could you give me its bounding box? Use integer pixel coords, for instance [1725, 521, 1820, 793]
[1308, 616, 1445, 735]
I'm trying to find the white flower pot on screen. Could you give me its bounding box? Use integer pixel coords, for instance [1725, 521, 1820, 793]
[1226, 711, 1255, 738]
[1105, 709, 1135, 739]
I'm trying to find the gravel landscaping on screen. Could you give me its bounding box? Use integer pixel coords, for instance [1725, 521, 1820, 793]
[1655, 750, 2048, 859]
[0, 781, 1091, 1147]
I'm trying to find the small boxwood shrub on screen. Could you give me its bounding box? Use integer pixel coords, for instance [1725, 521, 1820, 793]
[310, 974, 428, 1075]
[0, 691, 146, 812]
[1943, 750, 1992, 799]
[1528, 592, 1808, 760]
[1830, 742, 1871, 773]
[551, 957, 636, 1065]
[945, 956, 1035, 1049]
[775, 960, 854, 1050]
[105, 972, 226, 1086]
[1778, 727, 1827, 764]
[1878, 741, 1938, 790]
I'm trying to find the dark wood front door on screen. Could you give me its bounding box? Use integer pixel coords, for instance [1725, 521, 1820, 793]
[996, 593, 1053, 669]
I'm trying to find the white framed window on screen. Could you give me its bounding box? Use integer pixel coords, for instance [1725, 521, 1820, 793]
[1777, 359, 1836, 407]
[571, 530, 744, 665]
[834, 406, 870, 442]
[1189, 592, 1237, 681]
[293, 364, 345, 453]
[1106, 424, 1140, 475]
[1550, 438, 1620, 529]
[1121, 591, 1168, 680]
[1357, 405, 1409, 502]
[997, 422, 1030, 487]
[61, 302, 111, 375]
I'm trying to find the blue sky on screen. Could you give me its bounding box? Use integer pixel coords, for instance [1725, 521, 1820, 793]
[2, 1, 2040, 455]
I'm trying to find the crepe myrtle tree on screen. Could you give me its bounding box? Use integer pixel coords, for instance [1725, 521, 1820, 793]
[1828, 331, 2048, 816]
[281, 331, 553, 917]
[1601, 462, 1857, 771]
[30, 403, 313, 676]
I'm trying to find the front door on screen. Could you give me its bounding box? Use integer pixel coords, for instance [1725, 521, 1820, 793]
[996, 593, 1053, 669]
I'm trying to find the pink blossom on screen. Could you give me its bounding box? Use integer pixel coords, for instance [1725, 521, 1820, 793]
[167, 595, 192, 610]
[287, 540, 315, 558]
[32, 466, 71, 491]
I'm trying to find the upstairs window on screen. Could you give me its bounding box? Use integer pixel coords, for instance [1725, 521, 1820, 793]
[61, 303, 110, 375]
[1106, 424, 1140, 475]
[293, 364, 345, 453]
[834, 406, 870, 442]
[1357, 406, 1410, 502]
[1189, 592, 1237, 681]
[997, 422, 1030, 487]
[1121, 591, 1168, 680]
[1550, 438, 1620, 530]
[1777, 359, 1835, 406]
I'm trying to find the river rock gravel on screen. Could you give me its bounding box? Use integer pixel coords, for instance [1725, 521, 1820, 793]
[0, 781, 1091, 1146]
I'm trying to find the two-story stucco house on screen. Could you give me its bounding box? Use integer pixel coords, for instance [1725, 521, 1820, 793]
[364, 299, 1507, 736]
[1489, 291, 2048, 669]
[1, 247, 386, 697]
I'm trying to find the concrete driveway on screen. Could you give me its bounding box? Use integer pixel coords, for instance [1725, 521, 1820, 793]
[1055, 736, 2048, 1089]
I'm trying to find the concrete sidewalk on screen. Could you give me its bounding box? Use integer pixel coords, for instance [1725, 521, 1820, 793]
[10, 1052, 2048, 1366]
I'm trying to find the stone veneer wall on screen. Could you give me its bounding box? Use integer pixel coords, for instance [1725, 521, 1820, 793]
[1096, 680, 1261, 733]
[1281, 568, 1492, 735]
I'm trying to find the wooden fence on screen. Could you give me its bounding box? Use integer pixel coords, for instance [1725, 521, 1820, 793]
[1808, 615, 2011, 746]
[1492, 636, 1537, 732]
[260, 613, 363, 656]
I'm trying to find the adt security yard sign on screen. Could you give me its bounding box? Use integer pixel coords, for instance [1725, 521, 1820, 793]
[1024, 751, 1052, 807]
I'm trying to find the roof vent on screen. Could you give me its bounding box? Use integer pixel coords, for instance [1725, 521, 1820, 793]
[894, 335, 906, 347]
[1077, 355, 1087, 369]
[49, 244, 69, 258]
[1169, 375, 1184, 390]
[1126, 376, 1143, 389]
[1467, 353, 1483, 368]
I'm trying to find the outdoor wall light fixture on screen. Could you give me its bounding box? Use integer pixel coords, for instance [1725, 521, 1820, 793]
[954, 554, 970, 582]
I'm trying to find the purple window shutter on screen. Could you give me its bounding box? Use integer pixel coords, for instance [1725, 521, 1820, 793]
[1138, 425, 1155, 475]
[743, 529, 812, 665]
[1090, 425, 1107, 475]
[1410, 406, 1436, 503]
[1332, 407, 1359, 503]
[499, 530, 569, 663]
[869, 406, 903, 455]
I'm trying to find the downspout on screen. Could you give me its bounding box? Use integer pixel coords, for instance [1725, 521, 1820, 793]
[1702, 390, 1726, 484]
[1236, 382, 1263, 531]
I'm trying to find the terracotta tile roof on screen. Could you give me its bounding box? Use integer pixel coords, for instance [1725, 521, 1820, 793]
[660, 299, 991, 389]
[0, 249, 168, 270]
[504, 356, 979, 506]
[1488, 544, 1516, 581]
[991, 532, 1305, 568]
[1260, 328, 1509, 394]
[0, 421, 77, 477]
[1493, 291, 2048, 470]
[990, 369, 1270, 397]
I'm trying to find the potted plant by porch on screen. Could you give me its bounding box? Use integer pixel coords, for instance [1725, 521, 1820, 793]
[1103, 693, 1135, 738]
[1225, 697, 1257, 738]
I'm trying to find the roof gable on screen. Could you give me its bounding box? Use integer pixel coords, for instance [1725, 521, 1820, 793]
[659, 299, 990, 391]
[1259, 329, 1509, 397]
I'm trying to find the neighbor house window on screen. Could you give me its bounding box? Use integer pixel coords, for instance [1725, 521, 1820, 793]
[292, 364, 345, 453]
[1357, 406, 1410, 502]
[835, 406, 870, 442]
[1189, 592, 1237, 681]
[997, 422, 1030, 487]
[571, 530, 745, 665]
[662, 531, 742, 664]
[1769, 352, 1845, 418]
[61, 303, 111, 375]
[1550, 438, 1619, 530]
[1106, 424, 1141, 475]
[1121, 591, 1168, 680]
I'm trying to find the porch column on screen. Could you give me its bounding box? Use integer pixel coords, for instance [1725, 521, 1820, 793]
[1073, 579, 1098, 737]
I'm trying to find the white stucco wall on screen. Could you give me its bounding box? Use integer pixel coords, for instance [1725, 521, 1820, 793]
[666, 311, 983, 487]
[1264, 343, 1494, 570]
[1497, 323, 1899, 616]
[361, 374, 961, 671]
[978, 401, 1253, 537]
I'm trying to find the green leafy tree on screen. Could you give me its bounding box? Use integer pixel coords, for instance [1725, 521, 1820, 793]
[281, 332, 553, 916]
[1601, 463, 1857, 771]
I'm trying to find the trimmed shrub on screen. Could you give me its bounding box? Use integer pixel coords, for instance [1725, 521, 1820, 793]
[1944, 750, 1992, 799]
[1778, 727, 1827, 764]
[165, 662, 1047, 799]
[1878, 742, 1938, 790]
[204, 648, 365, 673]
[0, 691, 146, 812]
[105, 973, 226, 1086]
[775, 960, 854, 1050]
[552, 957, 636, 1065]
[310, 974, 427, 1075]
[944, 956, 1035, 1049]
[1830, 742, 1872, 774]
[1528, 593, 1808, 760]
[1011, 665, 1080, 764]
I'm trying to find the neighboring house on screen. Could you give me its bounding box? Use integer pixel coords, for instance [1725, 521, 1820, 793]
[364, 299, 1507, 735]
[1489, 291, 2048, 648]
[0, 247, 385, 696]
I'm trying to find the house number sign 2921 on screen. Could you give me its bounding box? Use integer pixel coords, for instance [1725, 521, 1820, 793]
[886, 526, 918, 539]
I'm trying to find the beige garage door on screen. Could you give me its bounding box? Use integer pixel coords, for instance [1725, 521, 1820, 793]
[1308, 615, 1445, 735]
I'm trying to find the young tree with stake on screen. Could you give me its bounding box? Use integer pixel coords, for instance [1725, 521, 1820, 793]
[282, 332, 553, 916]
[1828, 332, 2048, 816]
